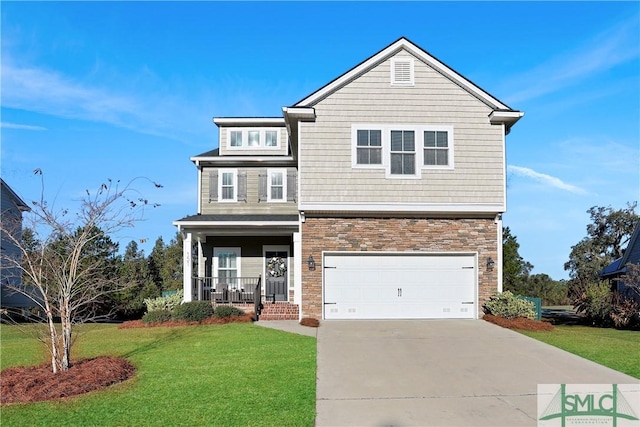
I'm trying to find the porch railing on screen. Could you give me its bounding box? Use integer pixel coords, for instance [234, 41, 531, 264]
[192, 276, 262, 310]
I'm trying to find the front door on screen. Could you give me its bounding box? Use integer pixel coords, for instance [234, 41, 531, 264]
[265, 250, 288, 302]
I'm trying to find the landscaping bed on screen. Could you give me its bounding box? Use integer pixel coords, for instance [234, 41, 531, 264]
[1, 356, 135, 405]
[483, 313, 554, 331]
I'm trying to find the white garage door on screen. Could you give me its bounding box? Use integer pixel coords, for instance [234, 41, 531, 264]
[323, 253, 476, 320]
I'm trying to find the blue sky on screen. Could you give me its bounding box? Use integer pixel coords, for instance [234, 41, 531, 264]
[1, 2, 638, 280]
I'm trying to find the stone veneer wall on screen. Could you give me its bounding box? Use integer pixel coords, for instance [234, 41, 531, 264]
[301, 217, 498, 319]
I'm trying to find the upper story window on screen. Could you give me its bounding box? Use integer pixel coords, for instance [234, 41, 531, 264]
[268, 169, 286, 202]
[391, 58, 414, 86]
[424, 130, 450, 166]
[226, 128, 281, 149]
[230, 131, 243, 147]
[220, 170, 237, 201]
[208, 169, 247, 203]
[390, 130, 416, 175]
[351, 124, 454, 178]
[265, 130, 278, 147]
[356, 130, 382, 165]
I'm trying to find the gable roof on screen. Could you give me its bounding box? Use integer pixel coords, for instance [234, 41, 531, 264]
[0, 178, 30, 212]
[600, 220, 640, 278]
[293, 37, 519, 115]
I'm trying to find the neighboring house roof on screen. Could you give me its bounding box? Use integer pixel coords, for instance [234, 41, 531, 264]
[0, 178, 31, 212]
[291, 36, 522, 131]
[194, 148, 220, 158]
[600, 220, 640, 278]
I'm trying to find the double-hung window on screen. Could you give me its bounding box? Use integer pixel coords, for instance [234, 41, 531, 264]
[424, 130, 450, 166]
[267, 169, 286, 202]
[356, 130, 382, 165]
[219, 170, 237, 202]
[390, 130, 416, 175]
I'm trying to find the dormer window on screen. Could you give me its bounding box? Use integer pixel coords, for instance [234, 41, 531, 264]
[391, 58, 414, 86]
[226, 128, 281, 149]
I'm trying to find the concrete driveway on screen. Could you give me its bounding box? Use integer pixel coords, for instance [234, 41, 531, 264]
[316, 320, 638, 426]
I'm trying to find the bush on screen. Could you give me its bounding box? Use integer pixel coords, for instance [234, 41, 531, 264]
[213, 305, 244, 319]
[573, 282, 613, 327]
[171, 301, 214, 322]
[483, 291, 536, 319]
[610, 298, 640, 330]
[143, 290, 183, 313]
[142, 310, 172, 324]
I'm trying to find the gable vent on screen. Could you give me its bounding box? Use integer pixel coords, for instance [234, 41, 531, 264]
[391, 58, 414, 86]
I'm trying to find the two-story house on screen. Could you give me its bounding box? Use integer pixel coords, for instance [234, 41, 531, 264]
[174, 37, 523, 320]
[1, 178, 34, 311]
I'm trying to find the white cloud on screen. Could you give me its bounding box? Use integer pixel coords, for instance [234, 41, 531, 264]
[507, 165, 589, 195]
[503, 15, 639, 105]
[0, 59, 212, 147]
[0, 122, 47, 131]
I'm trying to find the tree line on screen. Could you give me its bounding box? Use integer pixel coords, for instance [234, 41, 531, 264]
[504, 202, 639, 327]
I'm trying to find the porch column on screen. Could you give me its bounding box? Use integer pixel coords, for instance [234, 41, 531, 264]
[293, 231, 302, 309]
[183, 231, 193, 302]
[197, 237, 205, 278]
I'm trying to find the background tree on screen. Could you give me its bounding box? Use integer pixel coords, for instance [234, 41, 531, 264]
[564, 203, 638, 293]
[525, 274, 568, 306]
[0, 172, 161, 373]
[148, 233, 183, 292]
[113, 240, 160, 319]
[502, 226, 533, 295]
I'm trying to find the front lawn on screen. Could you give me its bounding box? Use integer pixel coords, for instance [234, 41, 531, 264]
[519, 325, 640, 379]
[0, 323, 316, 426]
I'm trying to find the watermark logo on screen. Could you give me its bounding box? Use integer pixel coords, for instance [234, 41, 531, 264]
[538, 384, 640, 426]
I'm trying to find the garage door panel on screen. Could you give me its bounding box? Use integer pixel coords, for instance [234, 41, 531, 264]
[324, 254, 476, 320]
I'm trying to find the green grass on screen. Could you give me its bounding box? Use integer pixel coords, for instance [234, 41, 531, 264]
[0, 323, 316, 426]
[520, 325, 640, 379]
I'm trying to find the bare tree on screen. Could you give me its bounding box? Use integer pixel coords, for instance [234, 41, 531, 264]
[0, 171, 161, 373]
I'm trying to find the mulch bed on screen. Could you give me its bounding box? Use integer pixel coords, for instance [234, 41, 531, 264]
[483, 314, 555, 331]
[1, 356, 136, 405]
[118, 313, 254, 329]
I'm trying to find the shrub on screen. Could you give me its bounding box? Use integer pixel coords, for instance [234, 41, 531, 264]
[171, 301, 214, 322]
[300, 317, 320, 327]
[142, 310, 172, 324]
[573, 282, 613, 327]
[213, 305, 244, 319]
[483, 291, 536, 319]
[143, 289, 183, 313]
[610, 299, 640, 330]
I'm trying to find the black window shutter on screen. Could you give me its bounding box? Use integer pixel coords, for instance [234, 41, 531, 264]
[237, 171, 247, 202]
[258, 170, 267, 202]
[208, 170, 218, 202]
[287, 171, 297, 201]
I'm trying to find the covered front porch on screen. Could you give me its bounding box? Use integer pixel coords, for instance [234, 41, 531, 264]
[174, 214, 302, 320]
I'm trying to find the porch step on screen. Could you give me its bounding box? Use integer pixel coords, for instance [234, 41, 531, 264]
[259, 303, 299, 321]
[213, 302, 299, 321]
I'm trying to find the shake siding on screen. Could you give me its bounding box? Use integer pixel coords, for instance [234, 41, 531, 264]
[299, 50, 505, 206]
[200, 167, 298, 215]
[218, 125, 288, 157]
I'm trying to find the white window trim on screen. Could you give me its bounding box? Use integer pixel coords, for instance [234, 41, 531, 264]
[213, 247, 241, 290]
[218, 168, 238, 202]
[226, 128, 281, 150]
[351, 126, 384, 169]
[391, 58, 415, 86]
[267, 168, 287, 203]
[422, 125, 455, 170]
[351, 124, 455, 179]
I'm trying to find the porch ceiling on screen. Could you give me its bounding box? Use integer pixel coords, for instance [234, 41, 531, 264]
[173, 214, 300, 238]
